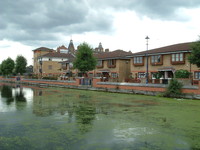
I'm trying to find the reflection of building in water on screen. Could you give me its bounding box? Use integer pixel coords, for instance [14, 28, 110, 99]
[33, 88, 52, 97]
[32, 93, 75, 117]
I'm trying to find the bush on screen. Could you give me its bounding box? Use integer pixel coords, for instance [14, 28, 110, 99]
[152, 72, 162, 79]
[175, 69, 190, 78]
[163, 78, 183, 98]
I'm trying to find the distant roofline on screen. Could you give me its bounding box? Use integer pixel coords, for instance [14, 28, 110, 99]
[127, 42, 194, 57]
[94, 49, 132, 60]
[32, 47, 55, 51]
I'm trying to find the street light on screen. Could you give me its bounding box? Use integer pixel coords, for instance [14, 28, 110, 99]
[145, 36, 150, 84]
[39, 57, 43, 78]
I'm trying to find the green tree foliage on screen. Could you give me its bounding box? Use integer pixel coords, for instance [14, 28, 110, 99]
[164, 78, 183, 98]
[152, 72, 162, 79]
[188, 39, 200, 68]
[1, 58, 15, 76]
[175, 69, 190, 78]
[73, 42, 97, 74]
[15, 55, 27, 75]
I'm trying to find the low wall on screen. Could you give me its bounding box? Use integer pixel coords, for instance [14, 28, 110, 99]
[0, 78, 80, 87]
[93, 78, 200, 99]
[1, 77, 200, 99]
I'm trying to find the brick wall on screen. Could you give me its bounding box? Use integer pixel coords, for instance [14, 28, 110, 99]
[93, 78, 200, 96]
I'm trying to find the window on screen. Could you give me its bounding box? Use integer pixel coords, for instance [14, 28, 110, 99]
[151, 55, 162, 65]
[138, 72, 145, 78]
[49, 58, 52, 61]
[111, 73, 118, 78]
[97, 60, 103, 67]
[194, 72, 200, 79]
[69, 63, 73, 69]
[107, 59, 116, 68]
[133, 57, 144, 66]
[48, 65, 52, 70]
[62, 64, 67, 70]
[171, 53, 184, 64]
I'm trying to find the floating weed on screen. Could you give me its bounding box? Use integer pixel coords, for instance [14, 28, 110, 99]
[1, 85, 200, 149]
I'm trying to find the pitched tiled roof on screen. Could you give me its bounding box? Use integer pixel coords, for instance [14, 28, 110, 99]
[40, 52, 75, 59]
[130, 42, 194, 56]
[94, 50, 132, 60]
[32, 47, 55, 52]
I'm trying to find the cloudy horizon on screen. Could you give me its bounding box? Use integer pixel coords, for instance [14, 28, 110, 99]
[1, 0, 200, 65]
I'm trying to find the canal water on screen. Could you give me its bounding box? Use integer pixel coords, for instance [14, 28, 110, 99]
[0, 83, 200, 150]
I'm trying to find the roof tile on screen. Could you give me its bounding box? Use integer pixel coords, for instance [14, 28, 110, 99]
[95, 50, 132, 59]
[131, 42, 193, 56]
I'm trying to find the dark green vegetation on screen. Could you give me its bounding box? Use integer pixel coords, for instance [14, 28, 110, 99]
[0, 57, 15, 76]
[152, 72, 162, 79]
[188, 38, 200, 67]
[0, 84, 200, 150]
[0, 55, 27, 76]
[164, 78, 183, 98]
[73, 42, 97, 74]
[15, 55, 27, 75]
[175, 69, 191, 78]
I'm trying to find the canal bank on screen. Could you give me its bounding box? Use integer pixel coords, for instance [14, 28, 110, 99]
[0, 77, 200, 99]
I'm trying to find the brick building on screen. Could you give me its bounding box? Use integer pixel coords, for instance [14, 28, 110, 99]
[128, 42, 199, 83]
[33, 40, 75, 77]
[92, 50, 132, 82]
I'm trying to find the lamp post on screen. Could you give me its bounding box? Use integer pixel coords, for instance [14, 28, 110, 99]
[145, 36, 150, 84]
[39, 57, 43, 78]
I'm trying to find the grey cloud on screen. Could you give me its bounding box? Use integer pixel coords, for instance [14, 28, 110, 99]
[0, 0, 113, 46]
[88, 0, 200, 20]
[1, 0, 200, 47]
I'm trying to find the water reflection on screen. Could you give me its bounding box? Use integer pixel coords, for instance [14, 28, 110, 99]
[1, 85, 14, 105]
[32, 89, 96, 133]
[0, 85, 27, 111]
[1, 84, 200, 149]
[75, 101, 96, 133]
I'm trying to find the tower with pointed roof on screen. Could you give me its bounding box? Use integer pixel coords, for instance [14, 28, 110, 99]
[68, 39, 75, 54]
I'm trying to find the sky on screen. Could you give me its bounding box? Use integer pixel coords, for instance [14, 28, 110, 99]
[1, 0, 200, 65]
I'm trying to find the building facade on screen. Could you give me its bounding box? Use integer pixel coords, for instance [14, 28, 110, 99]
[128, 42, 199, 83]
[33, 47, 55, 75]
[92, 50, 132, 82]
[33, 40, 75, 77]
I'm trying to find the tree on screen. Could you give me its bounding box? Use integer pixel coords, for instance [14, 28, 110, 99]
[15, 55, 27, 75]
[1, 58, 15, 76]
[188, 38, 200, 67]
[73, 42, 97, 75]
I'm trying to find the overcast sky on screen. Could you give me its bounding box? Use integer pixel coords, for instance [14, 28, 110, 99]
[1, 0, 200, 65]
